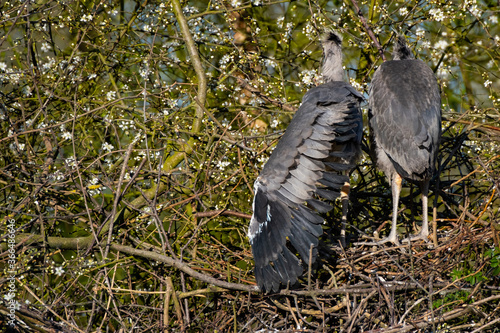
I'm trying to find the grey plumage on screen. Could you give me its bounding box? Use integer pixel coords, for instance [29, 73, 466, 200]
[368, 35, 441, 245]
[248, 32, 363, 292]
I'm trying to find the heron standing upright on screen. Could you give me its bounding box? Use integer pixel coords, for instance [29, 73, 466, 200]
[248, 32, 363, 292]
[367, 35, 441, 245]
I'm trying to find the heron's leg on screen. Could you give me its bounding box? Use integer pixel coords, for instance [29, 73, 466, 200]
[403, 179, 430, 243]
[356, 173, 402, 246]
[385, 173, 402, 244]
[340, 181, 350, 248]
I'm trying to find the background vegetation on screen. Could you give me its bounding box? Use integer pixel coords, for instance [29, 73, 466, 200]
[0, 0, 499, 331]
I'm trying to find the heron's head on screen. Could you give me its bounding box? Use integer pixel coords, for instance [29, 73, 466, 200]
[321, 31, 344, 82]
[393, 35, 414, 60]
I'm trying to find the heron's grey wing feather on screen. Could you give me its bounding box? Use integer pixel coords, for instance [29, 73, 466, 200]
[370, 59, 441, 180]
[249, 81, 363, 292]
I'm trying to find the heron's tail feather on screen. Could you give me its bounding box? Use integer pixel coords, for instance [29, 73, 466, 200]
[250, 192, 327, 292]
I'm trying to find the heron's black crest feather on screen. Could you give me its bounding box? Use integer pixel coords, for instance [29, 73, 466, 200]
[321, 31, 344, 82]
[325, 31, 342, 46]
[393, 35, 414, 60]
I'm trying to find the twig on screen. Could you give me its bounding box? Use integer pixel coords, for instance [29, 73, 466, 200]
[347, 0, 386, 61]
[166, 276, 184, 329]
[236, 77, 297, 112]
[111, 243, 258, 292]
[346, 290, 377, 332]
[194, 209, 251, 219]
[471, 316, 500, 332]
[105, 140, 136, 258]
[308, 244, 314, 291]
[19, 279, 86, 333]
[470, 187, 496, 228]
[171, 0, 206, 133]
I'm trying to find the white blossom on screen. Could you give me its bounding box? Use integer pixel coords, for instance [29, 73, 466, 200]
[219, 54, 233, 69]
[62, 132, 72, 140]
[41, 42, 51, 53]
[416, 27, 425, 38]
[435, 40, 449, 51]
[54, 267, 65, 276]
[81, 14, 93, 22]
[270, 118, 279, 128]
[106, 91, 116, 101]
[66, 157, 77, 168]
[469, 5, 481, 17]
[429, 8, 445, 21]
[300, 69, 317, 85]
[277, 17, 284, 29]
[284, 22, 293, 39]
[102, 142, 114, 152]
[216, 160, 230, 170]
[24, 86, 32, 97]
[89, 176, 99, 185]
[3, 293, 15, 302]
[264, 58, 277, 68]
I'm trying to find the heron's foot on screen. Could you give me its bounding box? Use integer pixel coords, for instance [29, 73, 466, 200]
[401, 231, 430, 245]
[355, 233, 401, 247]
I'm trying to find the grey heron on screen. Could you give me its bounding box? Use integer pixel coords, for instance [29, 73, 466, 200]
[367, 35, 441, 245]
[248, 32, 363, 292]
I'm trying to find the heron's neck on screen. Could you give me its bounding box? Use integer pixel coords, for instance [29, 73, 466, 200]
[322, 53, 344, 82]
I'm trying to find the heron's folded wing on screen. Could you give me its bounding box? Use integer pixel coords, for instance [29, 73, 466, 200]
[369, 59, 441, 180]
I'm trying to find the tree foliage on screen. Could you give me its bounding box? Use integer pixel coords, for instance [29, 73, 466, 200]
[0, 0, 499, 331]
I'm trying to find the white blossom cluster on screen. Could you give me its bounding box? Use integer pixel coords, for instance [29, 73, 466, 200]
[270, 118, 280, 129]
[284, 22, 294, 39]
[277, 16, 284, 29]
[139, 62, 151, 79]
[469, 4, 481, 17]
[87, 175, 103, 196]
[300, 69, 318, 86]
[106, 91, 116, 101]
[216, 159, 231, 171]
[183, 5, 199, 15]
[81, 13, 93, 22]
[429, 8, 445, 21]
[0, 61, 21, 84]
[219, 53, 234, 70]
[118, 119, 137, 133]
[256, 153, 268, 168]
[65, 157, 77, 169]
[302, 21, 314, 40]
[134, 149, 160, 161]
